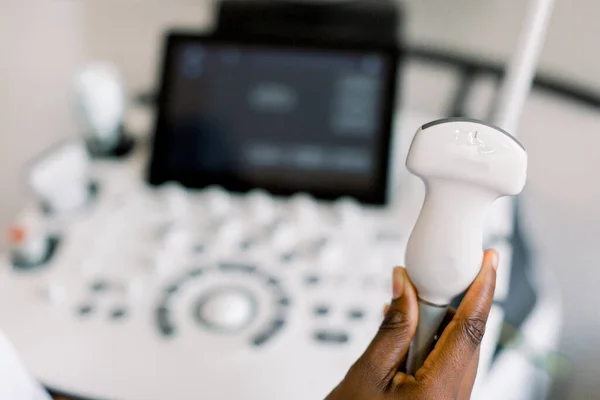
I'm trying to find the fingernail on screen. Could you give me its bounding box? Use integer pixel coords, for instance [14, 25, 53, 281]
[392, 267, 405, 299]
[488, 250, 499, 271]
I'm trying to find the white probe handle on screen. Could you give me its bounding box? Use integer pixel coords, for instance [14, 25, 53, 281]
[405, 118, 527, 306]
[403, 118, 527, 374]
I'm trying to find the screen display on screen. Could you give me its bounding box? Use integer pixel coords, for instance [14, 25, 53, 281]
[149, 34, 398, 204]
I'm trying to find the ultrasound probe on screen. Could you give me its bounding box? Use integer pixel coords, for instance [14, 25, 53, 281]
[403, 118, 527, 374]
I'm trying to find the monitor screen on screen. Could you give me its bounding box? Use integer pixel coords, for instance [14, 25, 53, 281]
[149, 33, 399, 204]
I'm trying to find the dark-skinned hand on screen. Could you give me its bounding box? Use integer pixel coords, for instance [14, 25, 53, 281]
[325, 249, 498, 400]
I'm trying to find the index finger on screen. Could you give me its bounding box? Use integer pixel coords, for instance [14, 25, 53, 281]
[416, 249, 498, 392]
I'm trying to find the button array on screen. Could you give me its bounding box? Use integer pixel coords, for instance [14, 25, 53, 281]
[47, 185, 513, 353]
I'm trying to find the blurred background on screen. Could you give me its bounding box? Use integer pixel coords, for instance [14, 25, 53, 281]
[1, 0, 599, 399]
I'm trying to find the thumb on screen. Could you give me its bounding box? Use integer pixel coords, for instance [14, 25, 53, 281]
[355, 267, 419, 387]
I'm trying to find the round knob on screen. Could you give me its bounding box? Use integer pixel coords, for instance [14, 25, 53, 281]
[204, 186, 232, 219]
[247, 189, 276, 224]
[317, 239, 344, 271]
[195, 288, 256, 332]
[270, 222, 296, 251]
[335, 197, 363, 228]
[289, 193, 321, 237]
[162, 225, 189, 252]
[160, 182, 188, 219]
[289, 192, 317, 218]
[215, 220, 244, 247]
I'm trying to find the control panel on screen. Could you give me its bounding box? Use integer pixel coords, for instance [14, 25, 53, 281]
[0, 111, 515, 400]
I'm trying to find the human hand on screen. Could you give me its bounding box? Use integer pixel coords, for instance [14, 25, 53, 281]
[325, 250, 499, 400]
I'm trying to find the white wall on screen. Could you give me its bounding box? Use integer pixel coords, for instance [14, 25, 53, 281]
[79, 1, 216, 94]
[0, 0, 84, 236]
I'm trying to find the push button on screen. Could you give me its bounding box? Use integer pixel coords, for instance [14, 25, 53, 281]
[194, 287, 256, 333]
[314, 330, 349, 344]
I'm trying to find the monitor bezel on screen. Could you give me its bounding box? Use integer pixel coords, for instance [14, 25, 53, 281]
[148, 30, 400, 205]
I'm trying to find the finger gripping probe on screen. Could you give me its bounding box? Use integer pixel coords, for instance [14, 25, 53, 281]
[403, 118, 527, 374]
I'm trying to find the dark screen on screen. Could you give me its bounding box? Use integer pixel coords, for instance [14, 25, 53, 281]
[150, 35, 397, 203]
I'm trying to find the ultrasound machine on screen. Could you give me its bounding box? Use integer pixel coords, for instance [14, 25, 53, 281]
[0, 1, 562, 399]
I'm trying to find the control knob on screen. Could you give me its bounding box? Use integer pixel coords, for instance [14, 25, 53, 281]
[195, 288, 255, 332]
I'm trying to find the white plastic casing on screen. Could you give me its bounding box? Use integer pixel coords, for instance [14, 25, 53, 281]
[27, 141, 92, 214]
[405, 118, 527, 306]
[75, 62, 125, 151]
